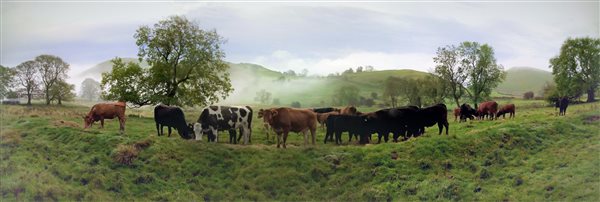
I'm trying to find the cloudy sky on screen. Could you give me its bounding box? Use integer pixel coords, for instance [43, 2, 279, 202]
[2, 1, 598, 81]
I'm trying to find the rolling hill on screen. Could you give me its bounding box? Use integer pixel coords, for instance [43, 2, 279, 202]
[496, 67, 553, 97]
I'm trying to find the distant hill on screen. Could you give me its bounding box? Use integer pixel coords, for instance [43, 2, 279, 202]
[78, 58, 148, 78]
[495, 67, 554, 96]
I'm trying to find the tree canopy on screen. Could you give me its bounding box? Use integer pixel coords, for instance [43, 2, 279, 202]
[80, 78, 101, 101]
[0, 65, 14, 98]
[550, 37, 600, 102]
[14, 61, 39, 104]
[36, 55, 69, 105]
[131, 15, 232, 106]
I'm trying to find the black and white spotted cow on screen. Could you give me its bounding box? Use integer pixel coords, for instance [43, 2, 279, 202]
[193, 106, 253, 144]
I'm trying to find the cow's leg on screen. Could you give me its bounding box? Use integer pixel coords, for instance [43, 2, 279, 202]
[276, 131, 282, 148]
[310, 127, 316, 145]
[119, 116, 125, 132]
[377, 132, 383, 144]
[282, 130, 289, 149]
[229, 129, 236, 144]
[160, 125, 164, 136]
[168, 127, 172, 137]
[212, 127, 219, 143]
[335, 131, 342, 145]
[100, 118, 104, 128]
[302, 130, 308, 146]
[156, 123, 161, 136]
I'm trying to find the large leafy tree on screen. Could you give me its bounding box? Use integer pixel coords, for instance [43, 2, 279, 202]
[550, 37, 600, 102]
[133, 15, 232, 106]
[0, 65, 15, 98]
[419, 74, 448, 107]
[383, 76, 403, 107]
[14, 61, 39, 105]
[80, 78, 101, 101]
[101, 58, 154, 107]
[459, 42, 506, 107]
[36, 55, 69, 105]
[434, 45, 469, 108]
[49, 79, 75, 105]
[335, 85, 360, 106]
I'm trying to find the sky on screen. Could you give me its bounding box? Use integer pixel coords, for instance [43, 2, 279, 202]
[1, 1, 598, 88]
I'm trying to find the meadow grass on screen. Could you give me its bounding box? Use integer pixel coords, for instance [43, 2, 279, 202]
[0, 101, 598, 201]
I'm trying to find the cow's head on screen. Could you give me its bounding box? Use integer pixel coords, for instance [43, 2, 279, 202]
[260, 108, 278, 124]
[193, 123, 203, 141]
[83, 115, 94, 129]
[183, 123, 195, 140]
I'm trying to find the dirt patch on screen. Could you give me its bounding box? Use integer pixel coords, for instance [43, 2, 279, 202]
[583, 115, 600, 124]
[0, 130, 21, 146]
[113, 139, 153, 166]
[52, 120, 81, 128]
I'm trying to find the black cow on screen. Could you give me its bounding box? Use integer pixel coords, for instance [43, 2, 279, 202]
[556, 97, 569, 116]
[311, 107, 340, 114]
[363, 106, 419, 143]
[325, 114, 370, 144]
[154, 104, 193, 139]
[459, 103, 477, 122]
[193, 106, 253, 144]
[414, 103, 449, 135]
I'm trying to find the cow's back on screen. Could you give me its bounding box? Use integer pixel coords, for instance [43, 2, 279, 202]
[90, 103, 125, 118]
[274, 108, 317, 132]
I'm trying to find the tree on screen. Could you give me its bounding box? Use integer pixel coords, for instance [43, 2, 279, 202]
[434, 45, 468, 108]
[291, 101, 301, 108]
[335, 85, 360, 106]
[134, 15, 232, 106]
[356, 66, 363, 73]
[80, 78, 101, 101]
[419, 74, 448, 106]
[14, 61, 39, 105]
[523, 91, 534, 100]
[299, 69, 309, 77]
[550, 37, 600, 102]
[365, 65, 375, 72]
[254, 89, 272, 104]
[370, 92, 378, 100]
[459, 42, 506, 107]
[272, 98, 280, 105]
[49, 79, 75, 105]
[383, 76, 402, 107]
[397, 78, 422, 107]
[342, 68, 354, 75]
[36, 55, 69, 105]
[0, 65, 15, 99]
[542, 82, 559, 104]
[101, 58, 153, 107]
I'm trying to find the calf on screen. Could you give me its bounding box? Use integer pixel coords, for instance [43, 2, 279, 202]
[316, 111, 340, 129]
[556, 97, 569, 116]
[496, 104, 516, 119]
[154, 104, 193, 139]
[325, 114, 370, 144]
[83, 101, 126, 132]
[193, 106, 253, 144]
[453, 108, 460, 122]
[478, 101, 499, 120]
[340, 106, 359, 115]
[414, 104, 449, 135]
[258, 109, 273, 142]
[260, 107, 317, 148]
[459, 103, 477, 122]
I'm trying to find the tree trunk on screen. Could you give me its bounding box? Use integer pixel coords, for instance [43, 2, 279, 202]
[587, 87, 596, 102]
[454, 97, 460, 109]
[45, 89, 50, 105]
[27, 94, 32, 105]
[58, 95, 62, 105]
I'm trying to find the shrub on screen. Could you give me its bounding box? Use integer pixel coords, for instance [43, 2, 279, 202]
[113, 144, 139, 166]
[523, 91, 534, 100]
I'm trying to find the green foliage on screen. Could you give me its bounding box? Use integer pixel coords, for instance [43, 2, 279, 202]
[460, 42, 506, 106]
[134, 15, 232, 106]
[542, 82, 560, 104]
[14, 61, 39, 104]
[334, 85, 360, 106]
[35, 55, 70, 105]
[291, 101, 301, 108]
[49, 80, 75, 105]
[434, 45, 469, 108]
[0, 65, 15, 98]
[101, 58, 153, 106]
[254, 89, 272, 104]
[523, 91, 534, 100]
[550, 37, 600, 102]
[419, 74, 448, 106]
[383, 76, 402, 107]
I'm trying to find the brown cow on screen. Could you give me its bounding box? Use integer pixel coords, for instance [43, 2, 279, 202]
[340, 106, 359, 115]
[258, 109, 273, 142]
[83, 101, 126, 132]
[316, 111, 340, 129]
[477, 101, 499, 120]
[453, 108, 460, 122]
[496, 104, 515, 119]
[260, 107, 317, 148]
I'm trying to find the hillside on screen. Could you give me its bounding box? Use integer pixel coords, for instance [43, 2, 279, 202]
[1, 101, 598, 201]
[78, 58, 149, 78]
[496, 67, 553, 96]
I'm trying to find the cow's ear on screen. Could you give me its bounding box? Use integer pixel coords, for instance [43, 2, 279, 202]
[271, 109, 278, 117]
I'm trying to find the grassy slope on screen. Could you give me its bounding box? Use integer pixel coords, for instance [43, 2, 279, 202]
[1, 101, 599, 201]
[496, 67, 554, 96]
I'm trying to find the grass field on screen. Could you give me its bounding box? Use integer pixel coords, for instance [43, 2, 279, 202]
[1, 100, 599, 201]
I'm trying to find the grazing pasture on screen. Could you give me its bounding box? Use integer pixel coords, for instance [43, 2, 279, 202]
[0, 101, 599, 201]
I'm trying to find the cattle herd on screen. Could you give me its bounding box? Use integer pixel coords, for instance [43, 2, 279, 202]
[82, 98, 571, 148]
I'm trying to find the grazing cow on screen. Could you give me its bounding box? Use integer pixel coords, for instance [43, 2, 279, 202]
[260, 107, 317, 148]
[477, 101, 499, 120]
[193, 106, 253, 144]
[325, 114, 370, 144]
[459, 103, 477, 122]
[258, 109, 273, 142]
[414, 104, 449, 135]
[311, 107, 341, 114]
[340, 106, 359, 115]
[363, 106, 419, 143]
[556, 97, 569, 116]
[83, 101, 126, 132]
[453, 108, 460, 122]
[496, 104, 516, 119]
[316, 111, 340, 129]
[154, 104, 194, 139]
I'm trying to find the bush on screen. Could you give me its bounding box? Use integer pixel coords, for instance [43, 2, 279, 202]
[113, 144, 139, 166]
[291, 101, 301, 108]
[523, 91, 534, 100]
